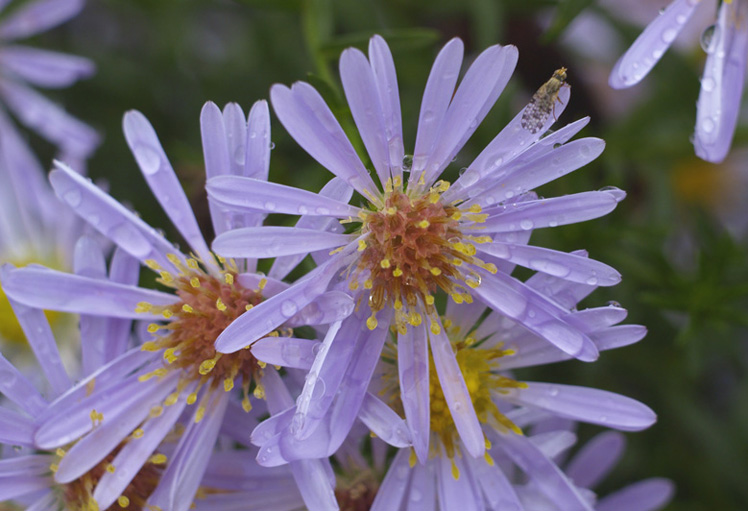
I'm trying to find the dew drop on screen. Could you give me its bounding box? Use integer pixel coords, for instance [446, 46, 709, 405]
[402, 154, 413, 170]
[675, 14, 686, 24]
[298, 205, 309, 215]
[549, 387, 559, 397]
[701, 25, 720, 53]
[701, 117, 715, 134]
[701, 76, 716, 92]
[281, 300, 298, 317]
[134, 146, 161, 175]
[552, 142, 562, 149]
[661, 28, 677, 44]
[269, 142, 276, 150]
[249, 130, 257, 139]
[315, 206, 330, 215]
[0, 370, 17, 387]
[607, 300, 622, 308]
[520, 219, 534, 230]
[264, 201, 277, 211]
[548, 220, 559, 227]
[63, 189, 82, 207]
[586, 276, 598, 286]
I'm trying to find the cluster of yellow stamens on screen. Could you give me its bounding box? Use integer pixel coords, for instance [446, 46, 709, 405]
[54, 436, 166, 511]
[349, 176, 496, 334]
[380, 317, 525, 480]
[135, 254, 283, 418]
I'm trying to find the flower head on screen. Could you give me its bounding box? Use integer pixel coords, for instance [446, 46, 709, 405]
[609, 0, 748, 163]
[210, 35, 629, 470]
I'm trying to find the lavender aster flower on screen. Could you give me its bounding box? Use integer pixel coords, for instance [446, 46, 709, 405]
[609, 0, 748, 163]
[208, 35, 625, 462]
[2, 101, 351, 510]
[0, 0, 99, 159]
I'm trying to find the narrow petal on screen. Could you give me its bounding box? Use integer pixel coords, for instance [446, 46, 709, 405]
[0, 475, 52, 501]
[289, 458, 339, 511]
[693, 0, 748, 163]
[609, 0, 701, 88]
[245, 100, 271, 180]
[358, 393, 411, 448]
[473, 272, 598, 361]
[222, 102, 247, 177]
[469, 453, 523, 511]
[479, 190, 620, 233]
[0, 0, 84, 40]
[565, 431, 625, 489]
[270, 82, 377, 196]
[368, 35, 404, 182]
[422, 44, 518, 185]
[593, 324, 647, 351]
[411, 38, 464, 182]
[251, 337, 319, 370]
[49, 161, 178, 269]
[404, 462, 436, 511]
[430, 319, 484, 458]
[0, 79, 99, 156]
[74, 236, 109, 377]
[497, 432, 594, 511]
[341, 47, 391, 184]
[596, 478, 675, 511]
[212, 226, 352, 258]
[207, 175, 359, 217]
[0, 352, 47, 416]
[285, 290, 355, 327]
[436, 454, 481, 510]
[0, 407, 35, 445]
[478, 242, 621, 286]
[25, 492, 57, 511]
[0, 45, 93, 87]
[369, 449, 411, 511]
[123, 110, 213, 263]
[215, 254, 348, 353]
[506, 382, 656, 431]
[398, 322, 430, 462]
[200, 101, 231, 180]
[104, 248, 141, 361]
[1, 266, 177, 318]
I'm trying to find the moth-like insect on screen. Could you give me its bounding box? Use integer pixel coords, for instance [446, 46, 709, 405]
[521, 67, 568, 134]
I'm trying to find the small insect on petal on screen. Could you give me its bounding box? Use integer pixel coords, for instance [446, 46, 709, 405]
[521, 67, 568, 134]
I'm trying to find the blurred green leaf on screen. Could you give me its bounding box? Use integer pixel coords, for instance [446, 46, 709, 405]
[319, 28, 440, 58]
[542, 0, 595, 43]
[231, 0, 302, 10]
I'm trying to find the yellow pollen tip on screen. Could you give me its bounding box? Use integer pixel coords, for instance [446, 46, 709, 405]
[451, 211, 462, 220]
[409, 449, 417, 468]
[181, 304, 194, 313]
[451, 461, 460, 480]
[149, 406, 164, 418]
[329, 246, 345, 255]
[132, 428, 144, 439]
[380, 259, 391, 269]
[364, 279, 373, 290]
[469, 204, 482, 213]
[408, 312, 422, 327]
[224, 273, 234, 285]
[386, 207, 397, 215]
[216, 298, 227, 311]
[358, 239, 367, 252]
[430, 322, 441, 335]
[118, 496, 130, 508]
[106, 464, 116, 473]
[140, 341, 159, 352]
[145, 259, 160, 270]
[394, 299, 403, 310]
[186, 258, 199, 269]
[349, 280, 359, 290]
[429, 267, 442, 276]
[190, 277, 201, 288]
[417, 220, 430, 229]
[147, 323, 160, 334]
[425, 295, 435, 306]
[428, 192, 439, 204]
[392, 267, 403, 277]
[245, 304, 254, 311]
[224, 378, 234, 392]
[366, 314, 378, 330]
[164, 393, 179, 406]
[484, 452, 495, 466]
[135, 302, 152, 313]
[242, 396, 252, 412]
[187, 392, 198, 405]
[149, 454, 167, 465]
[55, 448, 66, 457]
[161, 309, 173, 319]
[195, 407, 206, 423]
[253, 384, 266, 400]
[50, 463, 58, 473]
[451, 293, 464, 304]
[159, 271, 174, 284]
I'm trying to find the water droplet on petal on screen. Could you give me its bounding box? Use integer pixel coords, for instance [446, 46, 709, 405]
[701, 25, 720, 53]
[135, 146, 161, 175]
[402, 154, 413, 170]
[63, 189, 82, 207]
[281, 300, 298, 317]
[701, 117, 716, 134]
[701, 76, 716, 92]
[520, 219, 534, 230]
[586, 276, 598, 286]
[662, 28, 677, 44]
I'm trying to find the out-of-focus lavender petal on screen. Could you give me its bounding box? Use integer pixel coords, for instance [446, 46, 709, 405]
[430, 320, 484, 458]
[369, 448, 410, 511]
[596, 478, 675, 511]
[0, 455, 51, 477]
[0, 475, 52, 501]
[25, 492, 57, 511]
[404, 462, 436, 511]
[436, 454, 480, 510]
[530, 430, 577, 460]
[213, 226, 352, 259]
[693, 0, 748, 163]
[469, 452, 523, 511]
[479, 190, 620, 233]
[506, 382, 656, 431]
[609, 0, 700, 88]
[593, 324, 648, 351]
[0, 78, 99, 156]
[270, 82, 377, 196]
[74, 235, 109, 377]
[411, 38, 463, 184]
[207, 175, 359, 217]
[478, 242, 621, 286]
[368, 35, 404, 182]
[341, 47, 391, 184]
[49, 161, 178, 269]
[398, 321, 430, 462]
[289, 458, 338, 511]
[93, 392, 188, 510]
[285, 290, 354, 327]
[0, 0, 84, 40]
[123, 110, 214, 264]
[565, 431, 625, 489]
[422, 44, 518, 185]
[251, 337, 319, 370]
[0, 351, 47, 415]
[0, 46, 93, 88]
[0, 407, 35, 445]
[358, 393, 411, 448]
[216, 253, 349, 353]
[147, 391, 229, 511]
[1, 265, 177, 318]
[104, 248, 140, 361]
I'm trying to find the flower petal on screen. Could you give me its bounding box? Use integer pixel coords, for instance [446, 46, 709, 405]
[285, 290, 355, 327]
[358, 392, 411, 448]
[251, 337, 319, 370]
[609, 0, 701, 88]
[565, 431, 625, 489]
[596, 478, 675, 511]
[398, 321, 430, 462]
[507, 382, 656, 431]
[289, 458, 338, 511]
[270, 82, 377, 196]
[369, 449, 411, 511]
[212, 226, 352, 258]
[207, 175, 359, 217]
[0, 406, 35, 446]
[0, 45, 93, 88]
[0, 0, 83, 40]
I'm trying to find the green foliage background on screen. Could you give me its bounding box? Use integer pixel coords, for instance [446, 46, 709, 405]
[22, 0, 748, 508]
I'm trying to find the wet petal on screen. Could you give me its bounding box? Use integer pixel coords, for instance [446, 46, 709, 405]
[565, 431, 625, 489]
[0, 0, 83, 40]
[596, 478, 675, 511]
[398, 322, 430, 462]
[358, 393, 411, 448]
[0, 45, 93, 88]
[212, 226, 352, 258]
[251, 337, 319, 370]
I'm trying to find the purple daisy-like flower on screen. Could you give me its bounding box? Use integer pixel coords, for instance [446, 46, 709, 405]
[0, 0, 99, 159]
[2, 101, 351, 510]
[609, 0, 748, 163]
[208, 35, 625, 462]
